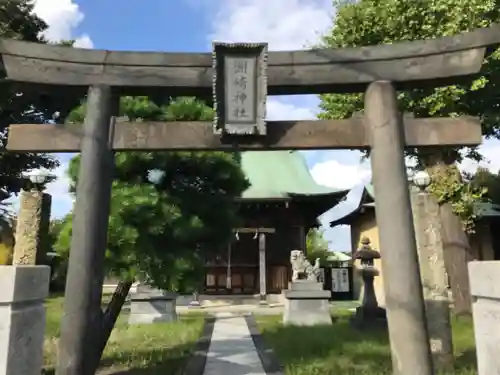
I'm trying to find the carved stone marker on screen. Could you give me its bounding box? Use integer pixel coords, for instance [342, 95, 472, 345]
[13, 190, 51, 265]
[128, 284, 177, 324]
[283, 250, 331, 326]
[0, 265, 50, 375]
[212, 42, 268, 135]
[469, 261, 500, 375]
[411, 188, 453, 370]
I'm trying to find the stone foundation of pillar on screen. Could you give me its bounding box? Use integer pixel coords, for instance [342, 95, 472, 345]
[283, 280, 332, 326]
[128, 286, 177, 324]
[0, 265, 50, 375]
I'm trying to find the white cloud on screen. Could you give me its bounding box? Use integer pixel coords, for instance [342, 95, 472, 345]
[32, 0, 93, 47]
[208, 0, 333, 50]
[44, 163, 75, 218]
[459, 139, 500, 174]
[311, 159, 371, 190]
[73, 34, 94, 49]
[266, 99, 316, 120]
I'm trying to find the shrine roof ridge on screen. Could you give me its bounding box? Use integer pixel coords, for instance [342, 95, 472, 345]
[238, 151, 348, 218]
[1, 24, 500, 95]
[240, 151, 347, 200]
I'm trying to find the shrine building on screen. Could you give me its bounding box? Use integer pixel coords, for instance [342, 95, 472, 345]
[202, 150, 348, 300]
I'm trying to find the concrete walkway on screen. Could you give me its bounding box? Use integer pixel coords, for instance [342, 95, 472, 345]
[203, 316, 266, 375]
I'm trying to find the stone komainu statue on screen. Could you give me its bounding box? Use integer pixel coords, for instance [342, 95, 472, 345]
[290, 250, 321, 282]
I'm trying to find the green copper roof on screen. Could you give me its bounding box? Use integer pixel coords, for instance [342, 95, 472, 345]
[240, 151, 346, 199]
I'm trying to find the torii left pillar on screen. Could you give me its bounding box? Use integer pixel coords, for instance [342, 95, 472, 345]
[56, 85, 118, 375]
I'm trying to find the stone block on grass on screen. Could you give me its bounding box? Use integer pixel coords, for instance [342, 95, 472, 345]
[283, 280, 332, 326]
[128, 286, 177, 324]
[0, 265, 50, 375]
[469, 261, 500, 375]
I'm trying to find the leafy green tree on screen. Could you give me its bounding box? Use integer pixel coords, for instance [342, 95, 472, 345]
[55, 96, 249, 369]
[0, 1, 82, 196]
[320, 0, 499, 221]
[306, 228, 330, 265]
[306, 228, 328, 252]
[319, 0, 500, 314]
[0, 1, 80, 264]
[0, 199, 14, 265]
[468, 168, 500, 205]
[44, 216, 71, 292]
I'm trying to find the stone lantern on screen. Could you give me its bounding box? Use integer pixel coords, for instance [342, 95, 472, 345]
[352, 237, 386, 327]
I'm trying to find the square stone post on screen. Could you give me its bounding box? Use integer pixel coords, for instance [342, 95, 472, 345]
[0, 265, 50, 375]
[411, 189, 454, 370]
[259, 232, 267, 303]
[469, 261, 500, 375]
[13, 190, 51, 265]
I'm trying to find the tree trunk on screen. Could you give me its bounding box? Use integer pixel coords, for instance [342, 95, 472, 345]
[89, 280, 133, 375]
[423, 151, 473, 315]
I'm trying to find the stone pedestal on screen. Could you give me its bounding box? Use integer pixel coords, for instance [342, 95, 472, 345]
[283, 280, 332, 326]
[128, 286, 177, 324]
[469, 261, 500, 375]
[0, 265, 50, 375]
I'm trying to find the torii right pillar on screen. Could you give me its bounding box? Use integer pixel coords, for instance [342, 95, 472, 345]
[366, 81, 434, 375]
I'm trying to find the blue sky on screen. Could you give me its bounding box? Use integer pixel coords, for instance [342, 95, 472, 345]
[22, 0, 500, 252]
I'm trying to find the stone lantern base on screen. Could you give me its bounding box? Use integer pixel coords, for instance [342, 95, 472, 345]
[350, 305, 387, 329]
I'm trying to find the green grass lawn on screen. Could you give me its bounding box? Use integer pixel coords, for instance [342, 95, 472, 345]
[43, 296, 205, 375]
[256, 312, 477, 375]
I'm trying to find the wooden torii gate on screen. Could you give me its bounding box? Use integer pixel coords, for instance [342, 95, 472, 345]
[3, 24, 500, 375]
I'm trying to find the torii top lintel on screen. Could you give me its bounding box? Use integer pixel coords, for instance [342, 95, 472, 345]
[1, 24, 500, 96]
